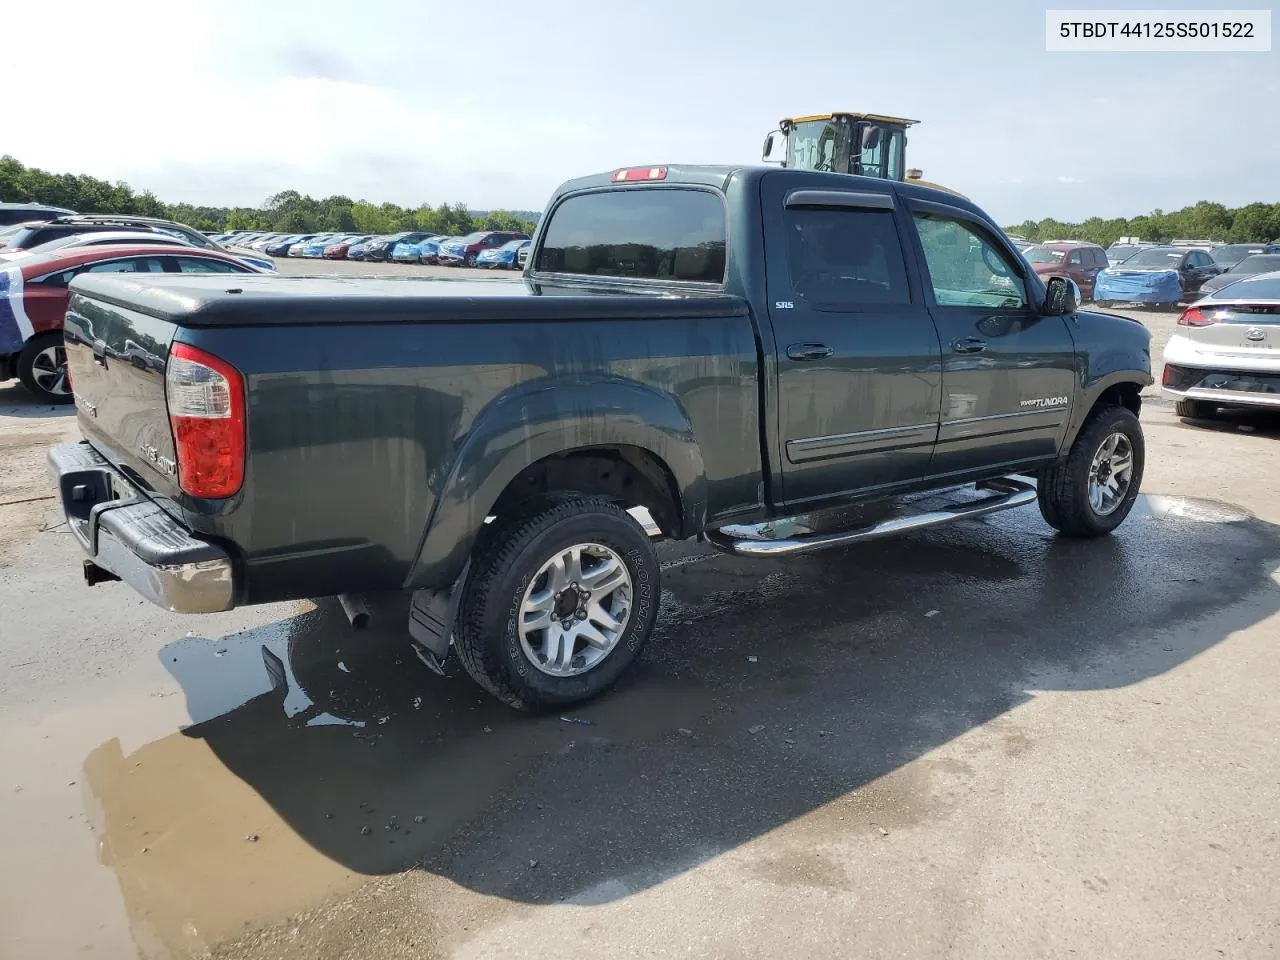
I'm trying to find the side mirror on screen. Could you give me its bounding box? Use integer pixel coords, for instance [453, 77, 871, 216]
[1044, 275, 1079, 315]
[762, 130, 785, 165]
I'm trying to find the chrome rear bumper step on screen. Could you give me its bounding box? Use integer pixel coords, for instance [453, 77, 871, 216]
[704, 478, 1038, 558]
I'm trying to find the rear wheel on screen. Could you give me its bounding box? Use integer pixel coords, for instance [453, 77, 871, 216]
[454, 495, 659, 710]
[1174, 398, 1216, 419]
[18, 332, 73, 404]
[1038, 405, 1144, 537]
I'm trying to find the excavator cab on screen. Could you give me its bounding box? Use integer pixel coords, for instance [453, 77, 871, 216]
[762, 112, 964, 197]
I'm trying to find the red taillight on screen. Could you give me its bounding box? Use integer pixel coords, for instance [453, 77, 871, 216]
[612, 166, 667, 182]
[1178, 306, 1215, 327]
[1162, 364, 1174, 385]
[165, 342, 245, 498]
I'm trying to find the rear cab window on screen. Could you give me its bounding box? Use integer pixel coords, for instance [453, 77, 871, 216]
[535, 188, 727, 285]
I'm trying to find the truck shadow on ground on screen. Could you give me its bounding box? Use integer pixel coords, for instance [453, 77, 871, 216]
[82, 492, 1280, 944]
[0, 382, 75, 419]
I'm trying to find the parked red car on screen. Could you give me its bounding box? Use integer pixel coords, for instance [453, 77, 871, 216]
[1022, 241, 1109, 301]
[322, 235, 372, 259]
[0, 245, 259, 403]
[437, 231, 530, 267]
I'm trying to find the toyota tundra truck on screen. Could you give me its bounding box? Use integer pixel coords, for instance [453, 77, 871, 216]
[49, 164, 1153, 710]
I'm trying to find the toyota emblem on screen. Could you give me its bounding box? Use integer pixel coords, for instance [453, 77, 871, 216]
[1245, 327, 1266, 342]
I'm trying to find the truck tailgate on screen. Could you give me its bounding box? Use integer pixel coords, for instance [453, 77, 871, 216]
[61, 288, 184, 501]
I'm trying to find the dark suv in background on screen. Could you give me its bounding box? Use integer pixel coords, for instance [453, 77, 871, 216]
[0, 202, 77, 227]
[1022, 241, 1109, 301]
[0, 214, 224, 253]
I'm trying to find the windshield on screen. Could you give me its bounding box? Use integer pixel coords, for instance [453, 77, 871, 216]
[1212, 244, 1265, 265]
[786, 118, 852, 173]
[1024, 246, 1066, 263]
[1122, 249, 1182, 268]
[462, 232, 487, 243]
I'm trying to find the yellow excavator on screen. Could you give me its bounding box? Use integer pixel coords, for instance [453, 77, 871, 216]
[762, 112, 965, 198]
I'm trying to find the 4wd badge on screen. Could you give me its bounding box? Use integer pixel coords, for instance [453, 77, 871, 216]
[139, 443, 177, 477]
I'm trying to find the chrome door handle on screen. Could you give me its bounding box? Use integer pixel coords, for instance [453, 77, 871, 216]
[951, 337, 987, 354]
[786, 343, 834, 361]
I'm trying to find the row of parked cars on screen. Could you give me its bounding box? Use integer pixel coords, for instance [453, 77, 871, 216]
[215, 229, 533, 269]
[0, 202, 276, 404]
[1012, 237, 1280, 309]
[1006, 235, 1280, 422]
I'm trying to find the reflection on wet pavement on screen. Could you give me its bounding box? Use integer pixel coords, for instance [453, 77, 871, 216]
[80, 494, 1280, 958]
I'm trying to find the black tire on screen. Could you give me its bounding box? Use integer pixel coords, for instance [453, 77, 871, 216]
[18, 332, 73, 404]
[1037, 405, 1144, 537]
[1174, 398, 1215, 419]
[453, 495, 659, 710]
[465, 253, 478, 268]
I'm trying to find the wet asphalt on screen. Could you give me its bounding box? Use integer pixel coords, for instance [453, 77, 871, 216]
[2, 280, 1279, 959]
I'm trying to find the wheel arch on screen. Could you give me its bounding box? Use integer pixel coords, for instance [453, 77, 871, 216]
[1062, 373, 1148, 452]
[406, 375, 706, 590]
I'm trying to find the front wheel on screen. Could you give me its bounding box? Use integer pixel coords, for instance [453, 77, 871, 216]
[18, 332, 73, 404]
[1037, 405, 1144, 537]
[465, 253, 478, 268]
[453, 495, 659, 710]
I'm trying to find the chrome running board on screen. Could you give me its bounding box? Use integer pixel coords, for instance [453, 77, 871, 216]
[704, 478, 1038, 558]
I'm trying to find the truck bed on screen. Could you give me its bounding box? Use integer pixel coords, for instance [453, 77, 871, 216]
[61, 273, 766, 605]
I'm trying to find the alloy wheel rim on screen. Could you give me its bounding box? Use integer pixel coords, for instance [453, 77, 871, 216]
[1088, 431, 1134, 516]
[518, 542, 633, 677]
[31, 345, 70, 396]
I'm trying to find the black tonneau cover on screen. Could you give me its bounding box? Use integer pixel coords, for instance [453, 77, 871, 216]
[68, 274, 746, 327]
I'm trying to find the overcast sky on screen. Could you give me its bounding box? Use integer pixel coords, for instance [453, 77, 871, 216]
[6, 0, 1276, 223]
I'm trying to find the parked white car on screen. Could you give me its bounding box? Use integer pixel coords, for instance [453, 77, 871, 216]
[1162, 270, 1280, 418]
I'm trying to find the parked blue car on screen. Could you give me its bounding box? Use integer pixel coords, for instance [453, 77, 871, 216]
[295, 234, 344, 258]
[263, 234, 313, 256]
[476, 239, 531, 269]
[1093, 247, 1189, 309]
[391, 238, 430, 262]
[364, 232, 437, 262]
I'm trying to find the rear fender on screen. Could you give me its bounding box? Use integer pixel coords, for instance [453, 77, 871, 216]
[405, 375, 706, 590]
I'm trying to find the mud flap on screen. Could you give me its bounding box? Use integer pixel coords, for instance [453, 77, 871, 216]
[407, 562, 469, 677]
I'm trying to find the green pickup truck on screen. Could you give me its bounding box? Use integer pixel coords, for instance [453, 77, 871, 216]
[50, 164, 1152, 710]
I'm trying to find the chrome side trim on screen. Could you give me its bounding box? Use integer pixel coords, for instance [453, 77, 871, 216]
[786, 422, 937, 463]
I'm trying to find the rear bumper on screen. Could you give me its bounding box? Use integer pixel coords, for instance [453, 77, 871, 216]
[1161, 363, 1280, 408]
[48, 441, 236, 613]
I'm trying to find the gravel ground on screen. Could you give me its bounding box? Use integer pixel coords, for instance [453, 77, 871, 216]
[1, 266, 1278, 960]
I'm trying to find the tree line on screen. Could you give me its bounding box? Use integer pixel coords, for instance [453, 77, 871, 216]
[0, 155, 539, 238]
[1005, 199, 1280, 247]
[9, 154, 1277, 249]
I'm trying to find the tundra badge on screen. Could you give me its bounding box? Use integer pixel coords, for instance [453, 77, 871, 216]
[1020, 396, 1069, 408]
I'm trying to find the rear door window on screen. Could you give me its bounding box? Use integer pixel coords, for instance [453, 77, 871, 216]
[536, 188, 726, 284]
[783, 207, 911, 307]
